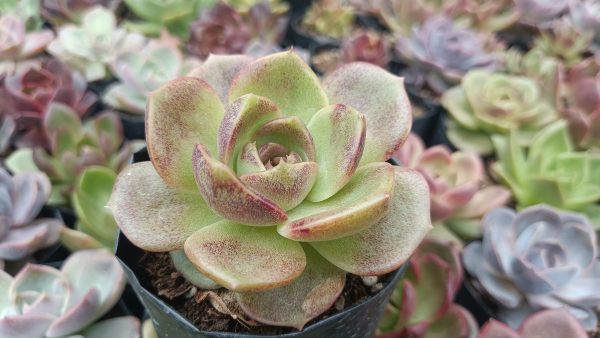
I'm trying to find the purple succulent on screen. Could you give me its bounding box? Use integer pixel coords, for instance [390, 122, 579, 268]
[478, 309, 588, 338]
[0, 168, 61, 269]
[41, 0, 122, 25]
[395, 15, 500, 94]
[569, 0, 600, 50]
[0, 59, 97, 148]
[514, 0, 569, 27]
[342, 30, 391, 68]
[0, 15, 54, 62]
[464, 205, 600, 331]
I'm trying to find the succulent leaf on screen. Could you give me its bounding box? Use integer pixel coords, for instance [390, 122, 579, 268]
[188, 54, 253, 103]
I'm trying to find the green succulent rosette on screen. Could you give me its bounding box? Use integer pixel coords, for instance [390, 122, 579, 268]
[109, 51, 432, 328]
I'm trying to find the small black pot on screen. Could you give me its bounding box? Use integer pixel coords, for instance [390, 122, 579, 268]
[406, 87, 445, 147]
[115, 232, 406, 338]
[119, 113, 146, 141]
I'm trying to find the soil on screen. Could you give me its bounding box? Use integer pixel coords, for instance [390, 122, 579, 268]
[137, 252, 391, 335]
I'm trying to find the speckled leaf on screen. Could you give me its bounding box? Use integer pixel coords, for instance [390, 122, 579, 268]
[170, 250, 220, 290]
[108, 162, 223, 252]
[236, 245, 345, 330]
[236, 142, 266, 175]
[218, 94, 282, 166]
[188, 54, 253, 103]
[192, 143, 287, 226]
[311, 168, 432, 275]
[323, 62, 412, 165]
[228, 51, 329, 124]
[253, 116, 316, 162]
[306, 104, 366, 202]
[240, 161, 318, 211]
[184, 221, 306, 291]
[146, 77, 224, 192]
[278, 163, 394, 242]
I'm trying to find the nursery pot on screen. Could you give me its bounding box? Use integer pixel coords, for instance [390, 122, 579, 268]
[115, 231, 407, 338]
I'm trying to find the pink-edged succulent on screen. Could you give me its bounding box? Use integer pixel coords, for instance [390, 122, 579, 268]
[109, 51, 432, 329]
[377, 239, 478, 338]
[561, 56, 600, 149]
[395, 15, 501, 94]
[187, 2, 287, 59]
[535, 19, 593, 67]
[478, 309, 588, 338]
[394, 133, 510, 239]
[0, 14, 54, 62]
[514, 0, 570, 27]
[464, 205, 600, 331]
[0, 249, 140, 338]
[0, 168, 62, 269]
[0, 59, 97, 149]
[41, 0, 122, 25]
[342, 30, 391, 68]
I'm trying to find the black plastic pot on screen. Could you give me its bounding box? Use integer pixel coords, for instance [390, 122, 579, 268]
[119, 113, 146, 141]
[115, 231, 407, 338]
[405, 87, 445, 147]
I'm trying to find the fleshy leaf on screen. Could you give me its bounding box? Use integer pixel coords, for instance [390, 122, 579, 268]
[146, 77, 224, 191]
[109, 162, 223, 251]
[188, 54, 253, 103]
[240, 161, 318, 211]
[0, 314, 55, 338]
[236, 245, 345, 330]
[323, 62, 412, 165]
[229, 51, 329, 124]
[77, 317, 141, 338]
[236, 142, 266, 175]
[278, 162, 394, 242]
[184, 221, 306, 291]
[310, 167, 432, 275]
[306, 104, 366, 202]
[254, 116, 316, 162]
[218, 94, 282, 166]
[170, 250, 220, 290]
[192, 143, 287, 226]
[518, 309, 588, 338]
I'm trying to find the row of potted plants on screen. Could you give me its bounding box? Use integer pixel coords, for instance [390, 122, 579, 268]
[0, 0, 598, 337]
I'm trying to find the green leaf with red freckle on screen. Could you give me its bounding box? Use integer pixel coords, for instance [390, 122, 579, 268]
[236, 245, 345, 330]
[146, 77, 224, 192]
[108, 162, 223, 252]
[228, 51, 329, 124]
[323, 62, 412, 166]
[278, 162, 394, 242]
[192, 143, 288, 226]
[218, 94, 282, 166]
[253, 116, 316, 162]
[306, 104, 366, 202]
[184, 220, 306, 291]
[188, 54, 253, 103]
[310, 167, 432, 275]
[236, 142, 266, 175]
[240, 161, 319, 211]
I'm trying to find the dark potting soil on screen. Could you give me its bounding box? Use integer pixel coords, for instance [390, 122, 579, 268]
[137, 252, 390, 335]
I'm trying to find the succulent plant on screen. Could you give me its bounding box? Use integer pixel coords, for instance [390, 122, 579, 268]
[0, 59, 97, 149]
[0, 168, 62, 269]
[460, 0, 520, 32]
[394, 16, 501, 94]
[569, 0, 600, 51]
[109, 51, 432, 329]
[123, 0, 215, 37]
[103, 33, 201, 115]
[301, 0, 355, 40]
[378, 239, 478, 338]
[59, 166, 118, 252]
[47, 6, 147, 81]
[534, 19, 593, 67]
[492, 121, 600, 226]
[0, 0, 43, 31]
[503, 47, 561, 103]
[0, 115, 15, 155]
[514, 0, 569, 27]
[187, 2, 287, 60]
[441, 69, 559, 155]
[0, 249, 141, 337]
[394, 133, 510, 240]
[342, 30, 391, 68]
[560, 56, 600, 149]
[41, 0, 121, 25]
[464, 205, 600, 330]
[0, 14, 54, 62]
[478, 309, 588, 338]
[5, 104, 133, 206]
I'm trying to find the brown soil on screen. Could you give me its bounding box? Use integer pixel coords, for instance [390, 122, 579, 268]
[137, 252, 391, 335]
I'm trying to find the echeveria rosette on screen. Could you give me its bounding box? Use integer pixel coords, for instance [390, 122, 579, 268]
[0, 249, 140, 338]
[534, 19, 593, 67]
[0, 15, 53, 63]
[301, 0, 355, 40]
[478, 309, 588, 338]
[47, 6, 146, 81]
[492, 121, 600, 227]
[441, 70, 559, 155]
[109, 51, 432, 329]
[0, 168, 62, 269]
[464, 205, 600, 330]
[514, 0, 569, 27]
[0, 0, 43, 31]
[41, 0, 121, 25]
[394, 133, 510, 241]
[104, 33, 201, 115]
[377, 239, 478, 338]
[394, 16, 500, 95]
[460, 0, 520, 32]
